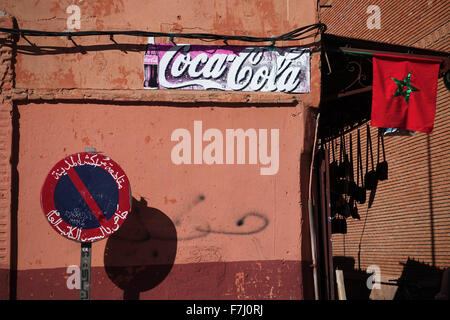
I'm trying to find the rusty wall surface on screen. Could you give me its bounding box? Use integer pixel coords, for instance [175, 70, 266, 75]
[4, 0, 320, 93]
[321, 0, 450, 300]
[0, 0, 321, 299]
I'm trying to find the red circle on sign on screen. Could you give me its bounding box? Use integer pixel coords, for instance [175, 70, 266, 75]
[40, 152, 132, 242]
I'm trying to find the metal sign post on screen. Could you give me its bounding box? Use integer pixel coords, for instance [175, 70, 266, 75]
[80, 242, 92, 300]
[81, 147, 94, 301]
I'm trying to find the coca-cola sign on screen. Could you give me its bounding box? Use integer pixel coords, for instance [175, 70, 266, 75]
[144, 44, 310, 93]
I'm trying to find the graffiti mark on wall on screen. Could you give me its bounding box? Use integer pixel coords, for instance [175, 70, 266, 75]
[172, 194, 270, 241]
[112, 195, 269, 242]
[144, 43, 310, 93]
[175, 211, 269, 241]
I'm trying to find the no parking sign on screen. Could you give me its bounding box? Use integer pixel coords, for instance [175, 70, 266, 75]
[40, 152, 132, 242]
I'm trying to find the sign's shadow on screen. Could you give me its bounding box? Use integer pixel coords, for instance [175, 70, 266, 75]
[104, 197, 177, 300]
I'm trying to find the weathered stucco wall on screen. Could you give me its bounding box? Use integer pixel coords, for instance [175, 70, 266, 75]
[0, 0, 321, 299]
[6, 0, 321, 96]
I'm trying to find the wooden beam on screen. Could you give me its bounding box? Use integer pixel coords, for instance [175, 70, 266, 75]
[336, 269, 347, 300]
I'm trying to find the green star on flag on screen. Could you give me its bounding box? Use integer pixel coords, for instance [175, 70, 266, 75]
[391, 72, 419, 104]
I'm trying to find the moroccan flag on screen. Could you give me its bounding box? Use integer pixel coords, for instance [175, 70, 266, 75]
[371, 54, 441, 133]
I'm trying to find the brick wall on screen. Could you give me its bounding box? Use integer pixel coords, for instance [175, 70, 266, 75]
[321, 0, 450, 299]
[320, 0, 449, 50]
[0, 12, 14, 299]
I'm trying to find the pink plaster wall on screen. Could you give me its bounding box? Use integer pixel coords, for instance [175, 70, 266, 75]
[3, 0, 320, 94]
[15, 102, 316, 299]
[18, 102, 306, 267]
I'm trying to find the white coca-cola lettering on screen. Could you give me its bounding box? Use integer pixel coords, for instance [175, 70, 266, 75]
[227, 49, 252, 91]
[159, 45, 224, 90]
[203, 53, 228, 79]
[157, 44, 310, 93]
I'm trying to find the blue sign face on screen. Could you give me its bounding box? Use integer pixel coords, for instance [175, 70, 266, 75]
[53, 165, 119, 229]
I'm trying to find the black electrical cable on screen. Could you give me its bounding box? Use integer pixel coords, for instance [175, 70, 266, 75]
[0, 23, 326, 43]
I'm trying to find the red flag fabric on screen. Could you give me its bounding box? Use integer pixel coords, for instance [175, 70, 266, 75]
[371, 54, 441, 134]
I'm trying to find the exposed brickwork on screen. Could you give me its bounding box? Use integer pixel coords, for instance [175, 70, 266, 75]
[321, 0, 450, 298]
[0, 14, 14, 91]
[0, 12, 14, 299]
[414, 21, 450, 50]
[320, 0, 449, 50]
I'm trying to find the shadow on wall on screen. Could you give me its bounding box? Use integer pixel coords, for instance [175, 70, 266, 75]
[104, 197, 177, 300]
[333, 256, 372, 300]
[393, 258, 444, 300]
[333, 256, 448, 300]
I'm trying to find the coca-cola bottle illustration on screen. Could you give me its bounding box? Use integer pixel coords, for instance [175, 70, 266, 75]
[144, 40, 159, 89]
